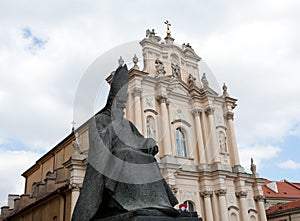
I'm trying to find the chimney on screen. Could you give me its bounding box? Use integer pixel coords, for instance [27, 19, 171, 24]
[8, 194, 19, 209]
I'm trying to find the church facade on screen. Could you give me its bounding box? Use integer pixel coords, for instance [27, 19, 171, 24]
[0, 28, 267, 221]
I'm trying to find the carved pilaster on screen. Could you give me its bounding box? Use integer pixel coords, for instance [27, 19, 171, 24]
[205, 106, 215, 116]
[254, 195, 265, 202]
[192, 108, 202, 117]
[132, 88, 142, 97]
[215, 189, 227, 196]
[157, 95, 168, 104]
[200, 191, 213, 198]
[235, 191, 247, 198]
[224, 111, 234, 120]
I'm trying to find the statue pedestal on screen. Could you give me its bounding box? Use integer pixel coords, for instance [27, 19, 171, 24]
[93, 210, 202, 221]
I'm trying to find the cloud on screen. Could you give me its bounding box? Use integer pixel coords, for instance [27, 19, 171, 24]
[22, 27, 48, 54]
[289, 123, 300, 137]
[278, 160, 300, 170]
[0, 0, 299, 206]
[0, 149, 42, 206]
[239, 145, 282, 171]
[197, 15, 300, 146]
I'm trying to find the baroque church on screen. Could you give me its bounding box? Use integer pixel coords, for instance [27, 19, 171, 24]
[0, 26, 267, 221]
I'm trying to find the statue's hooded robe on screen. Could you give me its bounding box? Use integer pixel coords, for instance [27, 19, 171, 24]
[72, 65, 178, 221]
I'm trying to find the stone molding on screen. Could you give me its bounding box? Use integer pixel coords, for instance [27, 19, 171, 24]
[192, 109, 202, 117]
[215, 189, 227, 196]
[200, 191, 213, 198]
[235, 191, 247, 198]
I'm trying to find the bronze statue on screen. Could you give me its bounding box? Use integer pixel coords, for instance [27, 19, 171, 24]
[72, 65, 178, 221]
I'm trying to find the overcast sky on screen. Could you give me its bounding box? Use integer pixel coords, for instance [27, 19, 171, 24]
[0, 0, 300, 206]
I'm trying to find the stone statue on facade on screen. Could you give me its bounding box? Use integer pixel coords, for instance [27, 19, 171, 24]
[188, 73, 196, 86]
[72, 65, 179, 221]
[171, 62, 181, 78]
[146, 117, 156, 140]
[155, 58, 166, 77]
[250, 157, 259, 178]
[201, 73, 209, 88]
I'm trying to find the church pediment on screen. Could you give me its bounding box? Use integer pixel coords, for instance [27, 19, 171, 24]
[205, 87, 219, 96]
[167, 82, 189, 97]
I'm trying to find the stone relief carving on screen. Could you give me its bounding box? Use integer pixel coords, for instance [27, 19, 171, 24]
[174, 109, 184, 120]
[248, 198, 254, 207]
[228, 193, 235, 204]
[215, 109, 224, 125]
[145, 96, 154, 108]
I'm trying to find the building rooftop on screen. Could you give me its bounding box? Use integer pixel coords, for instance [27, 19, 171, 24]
[263, 179, 300, 200]
[266, 199, 300, 216]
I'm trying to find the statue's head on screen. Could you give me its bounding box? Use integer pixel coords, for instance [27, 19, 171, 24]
[111, 86, 127, 120]
[101, 65, 129, 117]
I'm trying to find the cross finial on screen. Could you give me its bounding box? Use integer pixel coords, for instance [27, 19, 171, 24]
[164, 20, 171, 36]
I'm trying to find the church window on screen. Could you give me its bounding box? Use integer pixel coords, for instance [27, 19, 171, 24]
[184, 200, 195, 212]
[176, 128, 187, 157]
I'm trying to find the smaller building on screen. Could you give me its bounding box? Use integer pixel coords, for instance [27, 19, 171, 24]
[263, 180, 300, 207]
[266, 200, 300, 221]
[263, 180, 300, 220]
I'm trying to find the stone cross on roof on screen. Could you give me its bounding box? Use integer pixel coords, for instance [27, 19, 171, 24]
[164, 20, 171, 36]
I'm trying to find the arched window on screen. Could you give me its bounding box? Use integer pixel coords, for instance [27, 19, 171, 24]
[176, 128, 187, 157]
[230, 213, 238, 221]
[184, 200, 195, 212]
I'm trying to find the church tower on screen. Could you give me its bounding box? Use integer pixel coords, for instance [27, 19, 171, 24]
[125, 25, 267, 221]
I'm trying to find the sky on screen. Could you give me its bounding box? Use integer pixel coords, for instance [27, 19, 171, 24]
[0, 0, 300, 205]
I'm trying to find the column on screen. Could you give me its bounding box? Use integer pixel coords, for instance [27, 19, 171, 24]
[59, 195, 65, 221]
[157, 95, 172, 156]
[225, 111, 240, 166]
[215, 189, 229, 221]
[254, 195, 267, 221]
[200, 191, 214, 221]
[192, 109, 206, 164]
[205, 106, 220, 163]
[71, 184, 81, 215]
[132, 88, 143, 133]
[236, 191, 249, 221]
